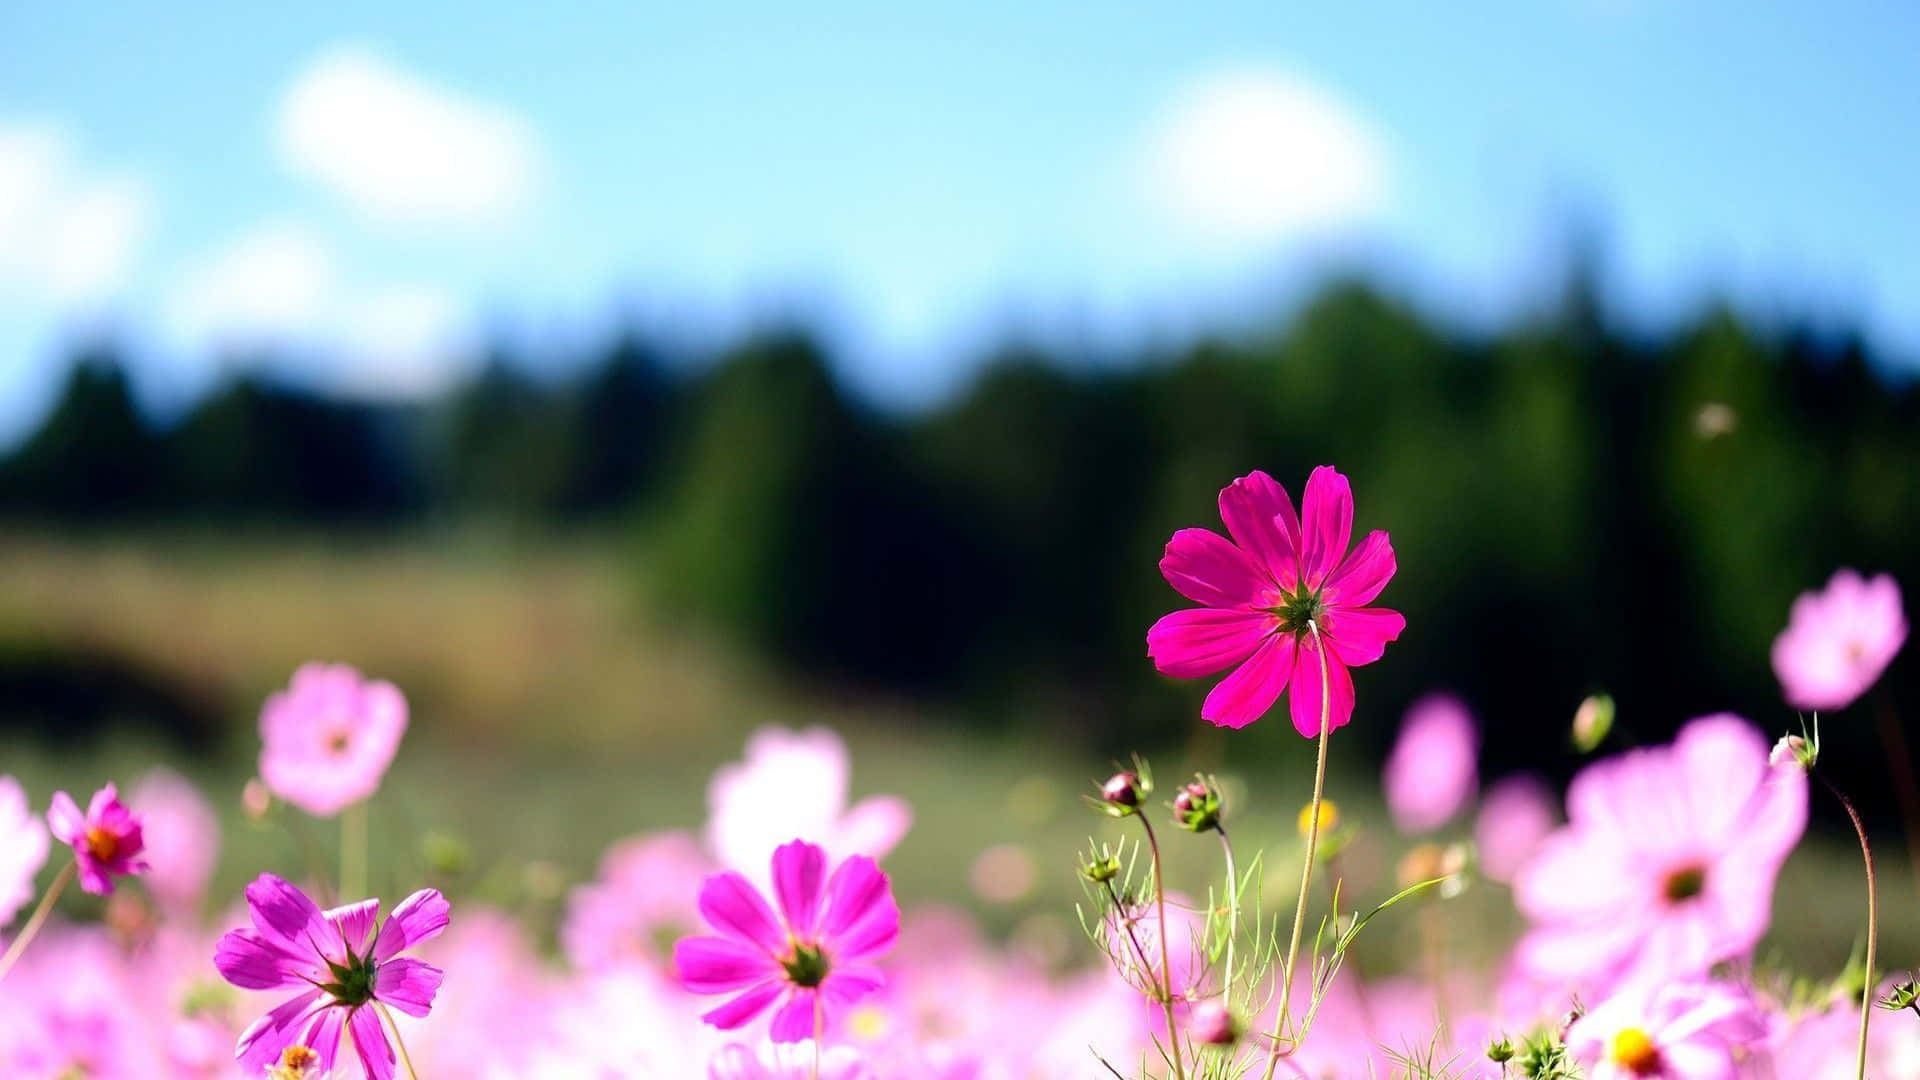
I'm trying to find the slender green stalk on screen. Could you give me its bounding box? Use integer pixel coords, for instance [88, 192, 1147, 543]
[811, 993, 823, 1080]
[1818, 770, 1877, 1080]
[375, 1001, 420, 1080]
[1217, 823, 1239, 1014]
[0, 861, 74, 985]
[1137, 813, 1187, 1080]
[342, 800, 368, 901]
[1261, 624, 1333, 1080]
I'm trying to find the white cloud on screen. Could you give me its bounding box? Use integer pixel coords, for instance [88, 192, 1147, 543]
[0, 122, 150, 305]
[277, 45, 537, 223]
[336, 286, 473, 397]
[1144, 69, 1390, 248]
[166, 220, 336, 347]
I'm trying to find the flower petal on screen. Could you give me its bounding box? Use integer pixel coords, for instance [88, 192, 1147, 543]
[1299, 466, 1354, 588]
[821, 963, 885, 1007]
[375, 888, 450, 962]
[820, 855, 898, 961]
[1200, 632, 1297, 730]
[326, 898, 382, 959]
[1323, 530, 1395, 606]
[697, 870, 786, 953]
[701, 979, 785, 1030]
[831, 795, 911, 864]
[770, 839, 827, 937]
[1159, 528, 1271, 609]
[245, 874, 330, 958]
[1324, 606, 1405, 668]
[1217, 470, 1301, 590]
[46, 791, 85, 847]
[348, 1003, 396, 1080]
[214, 929, 313, 990]
[1287, 642, 1354, 738]
[676, 935, 781, 993]
[768, 988, 820, 1043]
[236, 989, 328, 1073]
[372, 957, 443, 1018]
[1148, 608, 1275, 679]
[299, 1005, 347, 1075]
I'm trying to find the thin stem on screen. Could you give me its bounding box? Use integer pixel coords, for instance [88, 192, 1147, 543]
[1137, 814, 1187, 1080]
[1872, 693, 1920, 902]
[1261, 624, 1333, 1080]
[342, 800, 368, 901]
[375, 1002, 420, 1080]
[1217, 823, 1239, 1014]
[1818, 770, 1877, 1080]
[0, 862, 74, 985]
[1103, 877, 1162, 992]
[811, 993, 823, 1080]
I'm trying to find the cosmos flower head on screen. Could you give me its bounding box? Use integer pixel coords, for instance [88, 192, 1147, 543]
[1148, 467, 1405, 733]
[1565, 980, 1765, 1079]
[46, 783, 148, 896]
[1513, 714, 1806, 992]
[0, 775, 50, 925]
[213, 873, 448, 1080]
[129, 768, 219, 915]
[1383, 693, 1479, 834]
[1772, 569, 1907, 711]
[259, 663, 409, 818]
[707, 727, 911, 890]
[676, 839, 899, 1043]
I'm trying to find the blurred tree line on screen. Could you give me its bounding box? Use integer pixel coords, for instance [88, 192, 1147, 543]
[2, 277, 1916, 789]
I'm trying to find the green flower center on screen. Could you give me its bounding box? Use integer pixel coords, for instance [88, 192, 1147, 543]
[1662, 864, 1707, 903]
[1269, 587, 1327, 637]
[781, 941, 831, 988]
[320, 947, 378, 1006]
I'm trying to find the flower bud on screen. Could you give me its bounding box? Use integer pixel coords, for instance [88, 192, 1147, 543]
[1189, 999, 1239, 1046]
[241, 778, 272, 822]
[1879, 975, 1920, 1016]
[1485, 1036, 1516, 1064]
[1081, 846, 1123, 884]
[1571, 694, 1614, 753]
[1770, 733, 1818, 770]
[1103, 771, 1142, 808]
[1172, 777, 1222, 832]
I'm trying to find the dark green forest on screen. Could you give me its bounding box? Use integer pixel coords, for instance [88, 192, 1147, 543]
[4, 277, 1916, 789]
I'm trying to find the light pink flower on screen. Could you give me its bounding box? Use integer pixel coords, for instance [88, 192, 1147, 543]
[1772, 569, 1906, 711]
[47, 784, 148, 896]
[1474, 774, 1557, 884]
[0, 776, 49, 926]
[708, 1041, 874, 1079]
[561, 831, 709, 973]
[1514, 715, 1806, 991]
[130, 768, 219, 915]
[1147, 467, 1405, 733]
[259, 663, 408, 818]
[1384, 693, 1478, 833]
[675, 839, 899, 1043]
[1565, 980, 1765, 1079]
[707, 727, 910, 887]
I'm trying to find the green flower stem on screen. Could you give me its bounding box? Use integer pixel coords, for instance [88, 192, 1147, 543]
[1818, 769, 1878, 1080]
[1261, 623, 1333, 1080]
[0, 861, 74, 985]
[1137, 812, 1187, 1080]
[375, 1001, 420, 1080]
[1217, 822, 1239, 1015]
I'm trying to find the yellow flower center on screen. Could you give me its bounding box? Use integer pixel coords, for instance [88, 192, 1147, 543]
[84, 826, 120, 863]
[1297, 799, 1341, 838]
[268, 1046, 322, 1079]
[1609, 1027, 1661, 1074]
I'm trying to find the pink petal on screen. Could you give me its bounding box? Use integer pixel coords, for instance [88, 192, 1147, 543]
[1159, 528, 1271, 609]
[300, 1006, 346, 1075]
[1217, 470, 1301, 590]
[1323, 530, 1395, 606]
[676, 935, 781, 992]
[821, 963, 885, 1006]
[1287, 642, 1354, 738]
[1299, 466, 1354, 588]
[348, 1004, 396, 1080]
[236, 988, 328, 1072]
[770, 839, 827, 937]
[832, 795, 911, 863]
[697, 871, 786, 952]
[1148, 608, 1275, 678]
[820, 855, 892, 940]
[46, 791, 85, 847]
[1200, 633, 1297, 730]
[768, 988, 820, 1043]
[701, 979, 785, 1030]
[214, 929, 311, 990]
[85, 782, 118, 821]
[245, 874, 330, 958]
[372, 957, 443, 1018]
[326, 898, 381, 959]
[374, 888, 450, 962]
[1324, 606, 1405, 668]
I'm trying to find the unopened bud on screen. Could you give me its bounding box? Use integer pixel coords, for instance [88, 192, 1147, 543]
[1189, 999, 1239, 1046]
[1080, 845, 1123, 884]
[1571, 694, 1614, 753]
[1103, 772, 1142, 808]
[1485, 1036, 1516, 1064]
[1771, 733, 1817, 771]
[1172, 777, 1222, 832]
[242, 778, 272, 822]
[1879, 975, 1920, 1016]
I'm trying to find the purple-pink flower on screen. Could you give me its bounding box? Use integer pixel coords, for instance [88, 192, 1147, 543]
[130, 768, 219, 915]
[214, 873, 448, 1079]
[46, 784, 148, 896]
[1474, 773, 1557, 884]
[260, 662, 409, 818]
[1771, 568, 1907, 711]
[1565, 980, 1765, 1079]
[676, 838, 899, 1043]
[0, 776, 49, 926]
[1148, 467, 1405, 734]
[1383, 693, 1478, 833]
[1513, 715, 1806, 992]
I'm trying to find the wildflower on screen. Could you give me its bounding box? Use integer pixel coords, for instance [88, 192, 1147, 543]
[707, 727, 911, 889]
[1384, 694, 1478, 833]
[1771, 569, 1907, 711]
[130, 768, 219, 915]
[675, 838, 899, 1042]
[561, 831, 709, 973]
[1564, 980, 1765, 1079]
[259, 663, 409, 818]
[214, 873, 448, 1078]
[1171, 777, 1222, 832]
[47, 783, 148, 896]
[0, 776, 49, 925]
[1475, 774, 1557, 884]
[1147, 467, 1405, 733]
[1513, 715, 1807, 990]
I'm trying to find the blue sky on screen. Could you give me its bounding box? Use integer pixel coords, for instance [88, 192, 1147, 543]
[0, 2, 1915, 441]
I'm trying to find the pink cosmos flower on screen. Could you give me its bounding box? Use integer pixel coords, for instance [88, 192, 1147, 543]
[1514, 715, 1806, 992]
[561, 831, 709, 973]
[1147, 467, 1405, 733]
[1474, 774, 1557, 884]
[0, 776, 49, 926]
[676, 839, 899, 1043]
[260, 663, 409, 818]
[707, 727, 911, 889]
[214, 873, 448, 1079]
[130, 768, 219, 916]
[47, 784, 148, 896]
[1565, 980, 1765, 1079]
[1772, 569, 1907, 711]
[1384, 693, 1479, 833]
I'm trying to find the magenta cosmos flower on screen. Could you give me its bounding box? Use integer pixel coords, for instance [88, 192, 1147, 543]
[1383, 693, 1478, 833]
[1514, 715, 1806, 992]
[1771, 568, 1907, 711]
[47, 783, 148, 896]
[1148, 467, 1405, 733]
[1565, 980, 1765, 1079]
[260, 662, 409, 817]
[214, 873, 448, 1079]
[0, 776, 49, 925]
[675, 838, 899, 1042]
